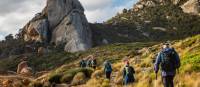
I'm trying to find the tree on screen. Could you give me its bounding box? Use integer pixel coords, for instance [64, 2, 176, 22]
[123, 8, 128, 13]
[5, 34, 14, 41]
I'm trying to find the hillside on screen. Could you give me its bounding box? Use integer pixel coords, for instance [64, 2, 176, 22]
[91, 0, 200, 46]
[0, 34, 199, 87]
[32, 34, 200, 87]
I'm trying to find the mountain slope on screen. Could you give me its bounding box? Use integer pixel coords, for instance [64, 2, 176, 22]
[0, 35, 199, 87]
[26, 34, 200, 87]
[91, 0, 200, 46]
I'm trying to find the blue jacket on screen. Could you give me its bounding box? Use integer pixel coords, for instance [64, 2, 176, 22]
[104, 62, 112, 72]
[154, 48, 180, 77]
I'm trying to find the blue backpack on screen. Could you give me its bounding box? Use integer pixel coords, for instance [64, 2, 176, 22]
[105, 63, 112, 72]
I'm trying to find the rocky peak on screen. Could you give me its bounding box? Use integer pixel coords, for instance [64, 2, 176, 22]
[22, 0, 92, 52]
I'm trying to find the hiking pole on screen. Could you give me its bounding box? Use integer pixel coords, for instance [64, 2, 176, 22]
[155, 73, 158, 87]
[155, 73, 157, 80]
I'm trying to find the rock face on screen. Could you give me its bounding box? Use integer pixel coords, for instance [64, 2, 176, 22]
[181, 0, 200, 15]
[24, 18, 49, 42]
[22, 0, 92, 52]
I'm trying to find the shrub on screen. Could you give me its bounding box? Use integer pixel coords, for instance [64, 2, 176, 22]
[181, 53, 200, 73]
[49, 68, 93, 84]
[71, 72, 87, 85]
[48, 73, 62, 84]
[91, 69, 104, 79]
[60, 73, 74, 83]
[102, 79, 110, 87]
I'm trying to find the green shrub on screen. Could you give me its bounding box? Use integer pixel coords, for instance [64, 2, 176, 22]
[48, 73, 62, 84]
[71, 72, 87, 85]
[102, 79, 110, 87]
[49, 68, 94, 84]
[60, 73, 74, 83]
[181, 53, 200, 73]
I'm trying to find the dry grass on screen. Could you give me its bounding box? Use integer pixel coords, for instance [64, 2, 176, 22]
[71, 72, 87, 86]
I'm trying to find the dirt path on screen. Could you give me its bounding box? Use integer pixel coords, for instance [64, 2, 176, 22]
[0, 75, 34, 80]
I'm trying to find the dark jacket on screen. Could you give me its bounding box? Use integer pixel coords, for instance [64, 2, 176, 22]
[80, 60, 86, 68]
[154, 48, 180, 77]
[104, 61, 112, 72]
[123, 65, 135, 84]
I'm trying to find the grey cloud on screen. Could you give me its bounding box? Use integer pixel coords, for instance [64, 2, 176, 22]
[0, 0, 45, 39]
[0, 0, 27, 15]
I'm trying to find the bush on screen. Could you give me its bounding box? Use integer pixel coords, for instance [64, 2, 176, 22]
[91, 69, 104, 79]
[102, 79, 110, 87]
[71, 72, 87, 85]
[48, 73, 62, 84]
[181, 53, 200, 73]
[60, 73, 74, 83]
[48, 68, 94, 84]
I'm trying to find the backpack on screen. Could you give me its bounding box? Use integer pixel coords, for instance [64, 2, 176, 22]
[87, 60, 91, 67]
[80, 60, 86, 67]
[105, 63, 112, 72]
[161, 49, 177, 71]
[91, 60, 97, 66]
[125, 66, 135, 76]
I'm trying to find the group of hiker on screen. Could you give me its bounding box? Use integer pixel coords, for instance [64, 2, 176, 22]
[15, 42, 180, 87]
[79, 55, 97, 69]
[102, 59, 135, 85]
[80, 55, 136, 85]
[79, 42, 180, 87]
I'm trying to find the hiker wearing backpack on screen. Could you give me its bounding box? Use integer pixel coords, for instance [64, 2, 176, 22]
[123, 61, 135, 85]
[90, 55, 97, 69]
[80, 58, 86, 68]
[86, 58, 92, 67]
[104, 60, 112, 79]
[154, 43, 180, 87]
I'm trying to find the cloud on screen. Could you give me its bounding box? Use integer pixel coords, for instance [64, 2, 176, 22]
[0, 0, 137, 40]
[0, 0, 46, 40]
[0, 0, 26, 15]
[81, 0, 136, 22]
[79, 0, 113, 11]
[0, 34, 4, 40]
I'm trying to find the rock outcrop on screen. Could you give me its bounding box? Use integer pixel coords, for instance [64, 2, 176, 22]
[22, 0, 92, 52]
[23, 18, 49, 43]
[181, 0, 200, 15]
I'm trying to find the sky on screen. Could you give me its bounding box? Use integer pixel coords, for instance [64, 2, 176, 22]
[0, 0, 137, 40]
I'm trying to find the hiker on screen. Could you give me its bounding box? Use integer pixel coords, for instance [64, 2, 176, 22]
[154, 43, 180, 87]
[86, 58, 92, 67]
[17, 56, 33, 76]
[80, 58, 87, 68]
[123, 61, 135, 85]
[104, 60, 112, 79]
[91, 56, 97, 69]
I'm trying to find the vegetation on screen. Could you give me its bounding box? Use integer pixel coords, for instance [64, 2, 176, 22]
[0, 34, 200, 86]
[25, 34, 200, 87]
[0, 51, 79, 72]
[48, 68, 93, 84]
[0, 0, 200, 87]
[91, 1, 200, 46]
